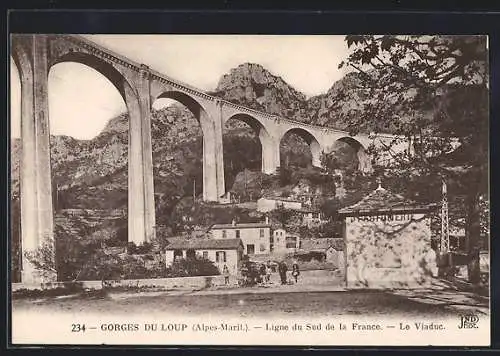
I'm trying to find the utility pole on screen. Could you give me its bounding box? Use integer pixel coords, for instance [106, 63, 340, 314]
[193, 179, 196, 202]
[441, 179, 450, 254]
[55, 182, 59, 211]
[244, 169, 247, 192]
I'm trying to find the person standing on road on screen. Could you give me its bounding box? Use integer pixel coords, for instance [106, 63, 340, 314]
[278, 261, 288, 285]
[223, 264, 230, 285]
[292, 262, 300, 284]
[265, 261, 272, 284]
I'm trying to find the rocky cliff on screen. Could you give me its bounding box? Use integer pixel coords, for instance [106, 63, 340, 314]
[211, 63, 308, 120]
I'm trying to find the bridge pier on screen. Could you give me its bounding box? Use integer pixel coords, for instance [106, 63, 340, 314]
[357, 147, 373, 173]
[214, 101, 226, 199]
[127, 66, 156, 246]
[19, 35, 56, 284]
[261, 132, 280, 174]
[200, 112, 221, 202]
[311, 140, 323, 168]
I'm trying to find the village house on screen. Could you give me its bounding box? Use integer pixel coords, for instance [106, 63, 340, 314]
[300, 238, 345, 269]
[218, 191, 239, 204]
[165, 238, 244, 276]
[299, 207, 326, 227]
[257, 196, 326, 227]
[209, 218, 271, 255]
[257, 196, 303, 212]
[272, 228, 301, 253]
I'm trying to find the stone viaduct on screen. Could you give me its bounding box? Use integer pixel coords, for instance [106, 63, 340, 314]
[11, 34, 408, 284]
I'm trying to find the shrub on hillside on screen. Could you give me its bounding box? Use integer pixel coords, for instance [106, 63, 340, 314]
[127, 242, 153, 254]
[105, 235, 126, 247]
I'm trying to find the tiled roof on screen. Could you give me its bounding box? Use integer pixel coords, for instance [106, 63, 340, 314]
[338, 186, 434, 215]
[298, 207, 321, 213]
[301, 238, 344, 251]
[259, 196, 303, 203]
[211, 222, 271, 229]
[165, 238, 243, 250]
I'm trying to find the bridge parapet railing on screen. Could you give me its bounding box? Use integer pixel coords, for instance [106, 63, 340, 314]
[67, 34, 397, 139]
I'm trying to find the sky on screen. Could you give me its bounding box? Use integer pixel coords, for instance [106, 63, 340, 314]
[10, 35, 350, 140]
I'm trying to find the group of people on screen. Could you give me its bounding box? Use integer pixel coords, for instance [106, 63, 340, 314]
[278, 261, 300, 285]
[234, 259, 301, 287]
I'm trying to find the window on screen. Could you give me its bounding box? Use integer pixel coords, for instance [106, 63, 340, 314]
[236, 230, 240, 238]
[247, 244, 255, 255]
[202, 251, 208, 259]
[286, 242, 296, 249]
[216, 251, 226, 263]
[260, 243, 266, 252]
[260, 229, 264, 238]
[222, 230, 227, 239]
[173, 249, 183, 261]
[186, 249, 196, 260]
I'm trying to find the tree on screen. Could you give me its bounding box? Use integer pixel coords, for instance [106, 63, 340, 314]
[24, 238, 58, 282]
[23, 226, 124, 285]
[270, 205, 300, 227]
[11, 198, 21, 282]
[318, 197, 343, 221]
[278, 166, 293, 186]
[339, 35, 488, 283]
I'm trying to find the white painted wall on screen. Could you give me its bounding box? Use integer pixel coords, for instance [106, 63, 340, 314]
[344, 212, 435, 288]
[273, 229, 299, 253]
[165, 248, 240, 275]
[257, 198, 302, 212]
[211, 227, 270, 255]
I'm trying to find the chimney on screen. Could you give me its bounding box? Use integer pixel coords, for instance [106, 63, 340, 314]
[265, 216, 269, 225]
[232, 219, 236, 227]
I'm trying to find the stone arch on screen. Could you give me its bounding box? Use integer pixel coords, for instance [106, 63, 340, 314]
[48, 49, 157, 248]
[50, 50, 138, 103]
[155, 90, 211, 121]
[224, 113, 277, 175]
[280, 127, 323, 168]
[335, 136, 372, 173]
[11, 41, 32, 87]
[225, 112, 267, 133]
[153, 90, 222, 202]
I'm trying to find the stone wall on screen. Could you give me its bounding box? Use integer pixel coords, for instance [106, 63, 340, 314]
[165, 249, 240, 275]
[11, 269, 343, 291]
[12, 275, 236, 291]
[54, 209, 126, 239]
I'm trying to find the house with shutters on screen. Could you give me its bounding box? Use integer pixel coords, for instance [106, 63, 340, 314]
[209, 218, 272, 255]
[165, 238, 244, 276]
[272, 228, 301, 253]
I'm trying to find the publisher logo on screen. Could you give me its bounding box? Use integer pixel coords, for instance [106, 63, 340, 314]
[458, 314, 479, 329]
